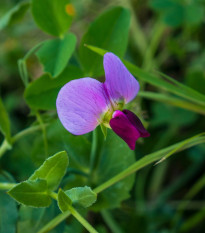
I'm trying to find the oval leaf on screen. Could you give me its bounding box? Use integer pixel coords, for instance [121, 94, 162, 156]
[57, 189, 72, 213]
[31, 0, 73, 36]
[24, 65, 83, 110]
[79, 7, 130, 76]
[29, 151, 69, 191]
[8, 179, 52, 207]
[36, 33, 76, 77]
[65, 186, 97, 208]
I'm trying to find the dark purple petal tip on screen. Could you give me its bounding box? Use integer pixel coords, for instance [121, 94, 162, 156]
[109, 110, 150, 150]
[122, 109, 150, 138]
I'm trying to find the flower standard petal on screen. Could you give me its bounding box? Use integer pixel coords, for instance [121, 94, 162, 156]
[56, 78, 109, 135]
[109, 110, 141, 150]
[103, 52, 140, 104]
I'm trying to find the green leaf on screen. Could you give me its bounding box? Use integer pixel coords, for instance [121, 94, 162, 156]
[184, 4, 204, 25]
[31, 120, 91, 170]
[0, 171, 18, 233]
[149, 0, 176, 10]
[0, 1, 30, 30]
[57, 189, 72, 212]
[36, 33, 76, 77]
[162, 4, 184, 27]
[65, 186, 97, 208]
[8, 179, 52, 207]
[93, 130, 136, 210]
[79, 7, 130, 76]
[24, 65, 83, 110]
[0, 98, 11, 142]
[29, 151, 69, 191]
[31, 0, 73, 37]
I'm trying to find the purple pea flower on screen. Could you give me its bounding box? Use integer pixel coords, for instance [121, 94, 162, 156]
[56, 52, 150, 150]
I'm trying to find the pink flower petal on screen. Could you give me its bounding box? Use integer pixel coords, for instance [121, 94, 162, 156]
[110, 110, 140, 150]
[110, 110, 150, 150]
[103, 52, 140, 104]
[56, 78, 109, 135]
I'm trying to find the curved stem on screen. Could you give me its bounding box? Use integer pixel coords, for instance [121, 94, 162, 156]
[12, 124, 48, 143]
[0, 124, 49, 159]
[36, 112, 48, 157]
[68, 205, 98, 233]
[93, 134, 205, 194]
[0, 139, 11, 158]
[37, 210, 71, 233]
[89, 129, 98, 182]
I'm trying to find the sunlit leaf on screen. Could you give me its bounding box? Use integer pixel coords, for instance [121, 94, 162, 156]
[36, 33, 76, 77]
[24, 65, 83, 110]
[79, 7, 130, 76]
[29, 151, 69, 191]
[31, 0, 73, 36]
[57, 189, 72, 212]
[8, 179, 52, 207]
[65, 186, 97, 208]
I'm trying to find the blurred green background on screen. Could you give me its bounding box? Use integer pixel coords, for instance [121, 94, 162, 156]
[0, 0, 205, 233]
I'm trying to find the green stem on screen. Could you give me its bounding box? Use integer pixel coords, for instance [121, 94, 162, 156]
[12, 124, 49, 143]
[37, 210, 71, 233]
[0, 182, 16, 190]
[101, 210, 124, 233]
[93, 134, 205, 194]
[68, 205, 98, 233]
[49, 191, 58, 200]
[36, 111, 48, 157]
[89, 130, 98, 180]
[47, 191, 98, 233]
[0, 124, 49, 159]
[29, 133, 205, 232]
[0, 139, 11, 158]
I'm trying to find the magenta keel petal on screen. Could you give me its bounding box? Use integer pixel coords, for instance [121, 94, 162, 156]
[122, 109, 150, 137]
[109, 110, 140, 150]
[56, 78, 109, 135]
[103, 52, 140, 104]
[109, 110, 150, 150]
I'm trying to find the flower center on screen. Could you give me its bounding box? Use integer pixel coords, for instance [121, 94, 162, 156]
[99, 99, 125, 128]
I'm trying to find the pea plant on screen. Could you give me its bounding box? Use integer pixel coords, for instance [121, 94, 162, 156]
[0, 0, 205, 232]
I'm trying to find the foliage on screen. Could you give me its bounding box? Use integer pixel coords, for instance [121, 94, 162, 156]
[0, 0, 205, 232]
